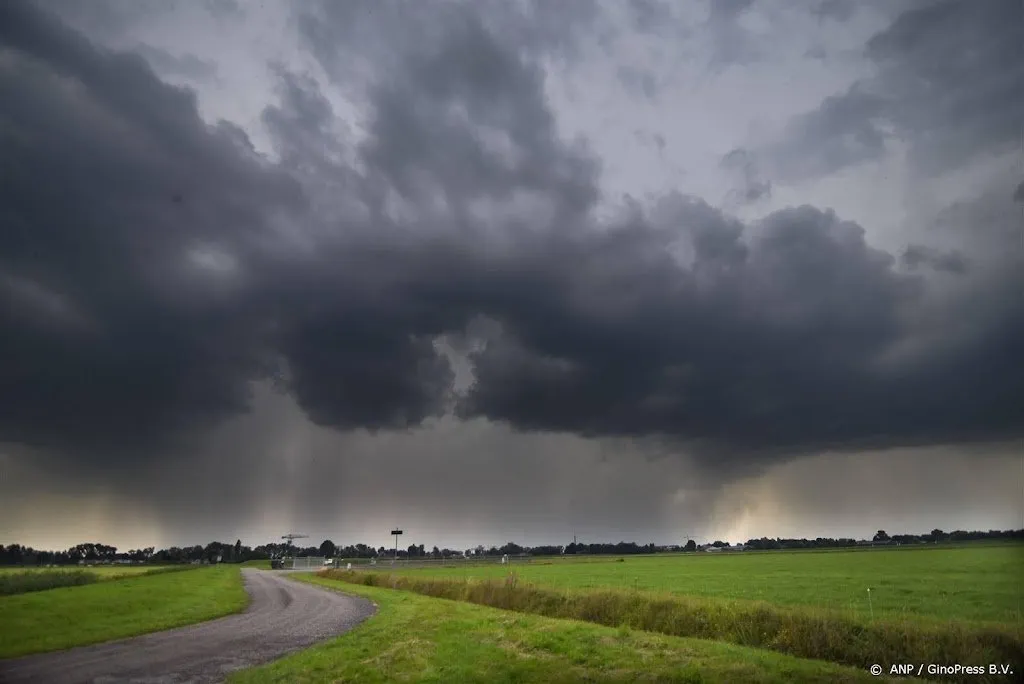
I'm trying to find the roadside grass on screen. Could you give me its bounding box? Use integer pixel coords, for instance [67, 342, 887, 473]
[230, 574, 900, 684]
[240, 559, 271, 569]
[0, 564, 196, 596]
[321, 569, 1022, 683]
[0, 565, 248, 658]
[389, 544, 1024, 626]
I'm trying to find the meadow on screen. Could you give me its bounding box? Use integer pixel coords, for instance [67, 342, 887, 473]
[317, 543, 1024, 681]
[389, 544, 1024, 625]
[0, 564, 196, 596]
[0, 565, 248, 658]
[230, 573, 899, 684]
[0, 565, 169, 578]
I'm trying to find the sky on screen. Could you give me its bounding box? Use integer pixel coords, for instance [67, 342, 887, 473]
[1, 0, 1022, 552]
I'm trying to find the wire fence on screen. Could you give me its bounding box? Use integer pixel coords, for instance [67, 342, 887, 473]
[279, 554, 537, 570]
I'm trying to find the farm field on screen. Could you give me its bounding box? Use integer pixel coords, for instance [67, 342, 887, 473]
[0, 564, 196, 596]
[0, 565, 248, 658]
[240, 559, 272, 569]
[320, 545, 1024, 680]
[0, 565, 162, 576]
[389, 544, 1024, 626]
[230, 573, 897, 684]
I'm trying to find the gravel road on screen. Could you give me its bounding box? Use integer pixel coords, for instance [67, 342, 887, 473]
[0, 569, 376, 684]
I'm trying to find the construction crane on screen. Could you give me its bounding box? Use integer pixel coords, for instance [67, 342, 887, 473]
[271, 534, 309, 570]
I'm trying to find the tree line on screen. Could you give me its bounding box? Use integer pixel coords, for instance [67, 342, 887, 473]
[2, 528, 1021, 566]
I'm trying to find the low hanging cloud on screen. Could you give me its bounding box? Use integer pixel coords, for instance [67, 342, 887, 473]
[1, 0, 1022, 492]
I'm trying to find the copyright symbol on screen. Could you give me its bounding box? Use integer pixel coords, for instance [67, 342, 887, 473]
[870, 664, 882, 676]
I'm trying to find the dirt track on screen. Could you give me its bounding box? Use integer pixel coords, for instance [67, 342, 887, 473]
[0, 569, 376, 683]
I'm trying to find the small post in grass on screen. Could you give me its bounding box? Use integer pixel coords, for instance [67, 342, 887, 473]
[866, 587, 874, 620]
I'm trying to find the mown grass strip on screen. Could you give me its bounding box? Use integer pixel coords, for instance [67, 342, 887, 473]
[0, 565, 248, 658]
[230, 573, 903, 683]
[320, 570, 1022, 683]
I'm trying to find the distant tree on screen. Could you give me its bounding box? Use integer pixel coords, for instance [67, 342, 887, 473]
[529, 545, 562, 556]
[929, 529, 947, 543]
[684, 539, 697, 552]
[234, 539, 242, 561]
[873, 530, 889, 542]
[319, 540, 337, 557]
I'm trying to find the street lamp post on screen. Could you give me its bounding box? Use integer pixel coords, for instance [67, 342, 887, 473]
[391, 529, 403, 564]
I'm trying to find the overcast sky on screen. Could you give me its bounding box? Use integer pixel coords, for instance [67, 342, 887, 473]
[1, 0, 1022, 552]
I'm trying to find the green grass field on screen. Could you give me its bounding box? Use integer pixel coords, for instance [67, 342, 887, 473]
[0, 564, 197, 596]
[240, 559, 272, 569]
[314, 544, 1023, 681]
[230, 573, 898, 684]
[0, 565, 248, 658]
[0, 565, 164, 576]
[390, 544, 1024, 626]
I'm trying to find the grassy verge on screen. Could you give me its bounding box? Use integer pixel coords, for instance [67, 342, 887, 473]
[230, 574, 901, 683]
[0, 565, 248, 658]
[321, 570, 1022, 683]
[240, 559, 271, 569]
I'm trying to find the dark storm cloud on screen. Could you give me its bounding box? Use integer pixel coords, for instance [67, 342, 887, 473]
[900, 245, 968, 275]
[132, 44, 218, 81]
[626, 0, 672, 33]
[35, 0, 241, 43]
[617, 64, 659, 100]
[767, 84, 889, 181]
[0, 1, 302, 462]
[769, 0, 1024, 179]
[2, 0, 1022, 483]
[811, 0, 858, 23]
[704, 0, 761, 69]
[721, 148, 772, 204]
[296, 0, 601, 90]
[355, 14, 599, 220]
[708, 0, 754, 23]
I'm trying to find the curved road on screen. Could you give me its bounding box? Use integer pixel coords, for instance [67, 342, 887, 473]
[0, 569, 376, 684]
